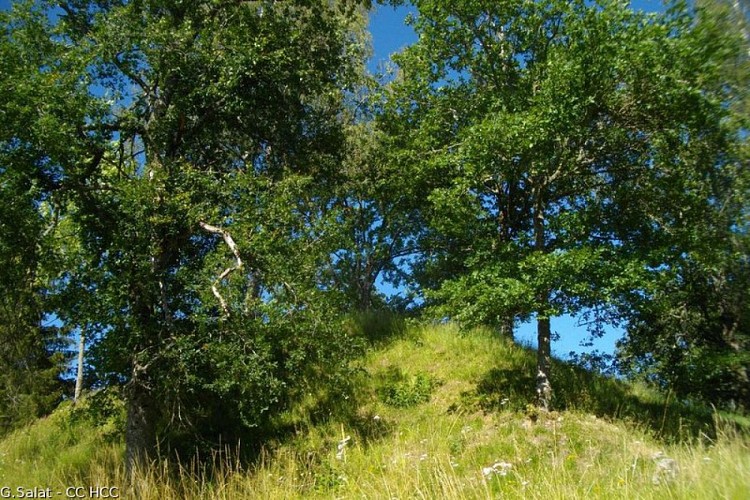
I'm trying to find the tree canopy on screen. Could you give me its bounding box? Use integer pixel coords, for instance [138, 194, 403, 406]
[381, 0, 748, 408]
[0, 0, 747, 473]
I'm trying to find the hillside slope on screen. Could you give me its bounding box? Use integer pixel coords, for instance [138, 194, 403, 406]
[1, 323, 748, 498]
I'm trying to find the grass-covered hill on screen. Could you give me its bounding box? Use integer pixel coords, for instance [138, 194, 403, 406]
[1, 322, 749, 499]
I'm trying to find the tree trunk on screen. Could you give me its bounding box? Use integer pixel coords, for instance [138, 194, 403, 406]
[533, 184, 552, 409]
[73, 330, 85, 405]
[358, 278, 373, 312]
[499, 315, 514, 340]
[125, 365, 157, 478]
[536, 316, 553, 410]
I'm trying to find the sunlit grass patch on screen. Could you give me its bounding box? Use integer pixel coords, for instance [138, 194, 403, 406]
[1, 322, 748, 498]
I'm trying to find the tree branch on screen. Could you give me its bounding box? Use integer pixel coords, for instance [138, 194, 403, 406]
[200, 221, 243, 316]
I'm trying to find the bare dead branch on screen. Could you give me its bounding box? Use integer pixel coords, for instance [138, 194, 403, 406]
[199, 221, 243, 316]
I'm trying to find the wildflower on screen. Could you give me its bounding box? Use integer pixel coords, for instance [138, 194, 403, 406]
[482, 461, 513, 478]
[373, 415, 381, 421]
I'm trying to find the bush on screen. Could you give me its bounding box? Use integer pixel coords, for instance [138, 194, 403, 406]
[376, 367, 439, 408]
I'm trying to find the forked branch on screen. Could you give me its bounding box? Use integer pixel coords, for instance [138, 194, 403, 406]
[199, 221, 243, 315]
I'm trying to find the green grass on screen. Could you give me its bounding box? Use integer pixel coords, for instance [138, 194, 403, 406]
[1, 323, 749, 498]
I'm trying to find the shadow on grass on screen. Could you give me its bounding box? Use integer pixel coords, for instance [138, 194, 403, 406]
[150, 312, 409, 470]
[464, 359, 727, 442]
[149, 383, 396, 487]
[345, 310, 408, 347]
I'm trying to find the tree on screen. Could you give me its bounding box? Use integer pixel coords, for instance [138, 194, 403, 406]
[0, 172, 67, 433]
[385, 0, 746, 408]
[2, 0, 370, 471]
[0, 0, 78, 434]
[613, 0, 750, 410]
[322, 117, 427, 312]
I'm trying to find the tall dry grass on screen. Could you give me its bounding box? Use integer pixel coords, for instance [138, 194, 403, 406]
[2, 324, 748, 498]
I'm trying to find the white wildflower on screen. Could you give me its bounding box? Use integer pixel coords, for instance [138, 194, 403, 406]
[482, 460, 513, 478]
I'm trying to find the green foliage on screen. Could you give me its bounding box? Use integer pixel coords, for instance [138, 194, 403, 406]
[616, 252, 750, 410]
[376, 367, 440, 408]
[0, 0, 374, 465]
[382, 0, 749, 407]
[607, 0, 750, 411]
[0, 0, 747, 478]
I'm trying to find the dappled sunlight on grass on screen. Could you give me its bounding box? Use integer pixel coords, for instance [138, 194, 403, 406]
[1, 323, 748, 498]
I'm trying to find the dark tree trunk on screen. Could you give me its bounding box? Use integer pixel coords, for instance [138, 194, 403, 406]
[499, 315, 514, 340]
[356, 273, 374, 312]
[125, 365, 157, 478]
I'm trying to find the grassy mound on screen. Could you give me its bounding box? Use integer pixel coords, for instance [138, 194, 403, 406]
[1, 323, 748, 498]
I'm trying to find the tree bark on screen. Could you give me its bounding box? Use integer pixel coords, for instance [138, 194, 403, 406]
[499, 315, 514, 340]
[125, 364, 157, 478]
[199, 221, 243, 316]
[357, 274, 373, 312]
[73, 330, 85, 405]
[533, 184, 552, 409]
[536, 316, 553, 410]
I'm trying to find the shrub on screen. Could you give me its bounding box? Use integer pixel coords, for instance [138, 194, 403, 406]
[377, 367, 439, 408]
